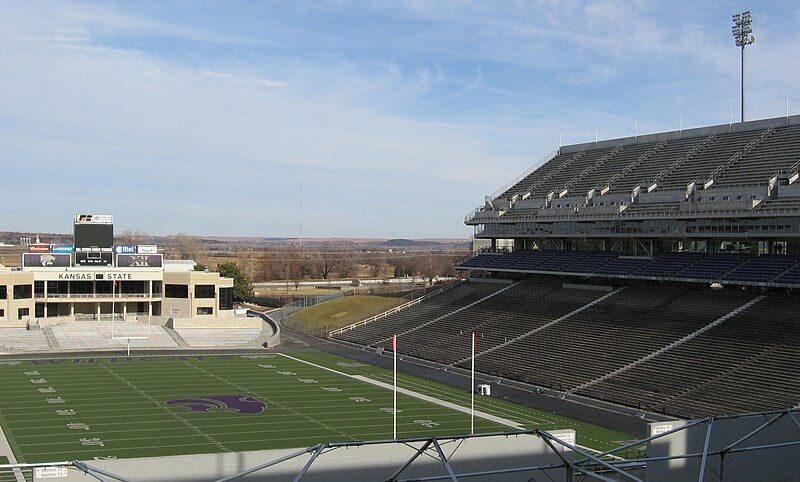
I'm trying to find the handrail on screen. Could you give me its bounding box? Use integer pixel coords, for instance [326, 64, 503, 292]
[488, 149, 558, 200]
[707, 125, 775, 181]
[605, 138, 667, 190]
[562, 144, 623, 193]
[328, 280, 463, 337]
[652, 133, 717, 186]
[521, 149, 584, 198]
[40, 293, 156, 299]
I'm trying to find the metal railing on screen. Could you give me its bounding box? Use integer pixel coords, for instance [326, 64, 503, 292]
[41, 293, 155, 299]
[487, 149, 558, 201]
[707, 125, 775, 182]
[651, 133, 717, 186]
[328, 281, 463, 337]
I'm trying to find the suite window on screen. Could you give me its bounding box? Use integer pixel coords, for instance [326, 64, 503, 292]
[194, 285, 215, 299]
[164, 284, 188, 298]
[34, 281, 45, 298]
[0, 286, 6, 300]
[0, 309, 4, 318]
[13, 285, 32, 299]
[219, 287, 233, 311]
[18, 308, 29, 320]
[197, 307, 213, 315]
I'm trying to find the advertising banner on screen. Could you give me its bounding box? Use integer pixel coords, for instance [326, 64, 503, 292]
[116, 254, 163, 268]
[29, 244, 50, 253]
[22, 253, 72, 268]
[50, 244, 75, 254]
[75, 214, 113, 224]
[114, 245, 137, 254]
[137, 245, 158, 254]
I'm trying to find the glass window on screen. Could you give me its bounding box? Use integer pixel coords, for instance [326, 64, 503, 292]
[13, 285, 32, 299]
[219, 287, 233, 310]
[197, 307, 213, 315]
[18, 307, 30, 319]
[194, 285, 215, 299]
[164, 284, 189, 298]
[0, 286, 6, 299]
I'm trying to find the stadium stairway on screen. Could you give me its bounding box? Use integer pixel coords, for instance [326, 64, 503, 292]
[449, 286, 624, 366]
[404, 280, 566, 363]
[369, 281, 522, 349]
[333, 282, 505, 347]
[331, 275, 800, 419]
[568, 295, 765, 394]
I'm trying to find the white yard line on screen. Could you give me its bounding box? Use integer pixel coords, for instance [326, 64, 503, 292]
[98, 364, 229, 451]
[277, 353, 624, 459]
[277, 353, 523, 429]
[0, 418, 26, 482]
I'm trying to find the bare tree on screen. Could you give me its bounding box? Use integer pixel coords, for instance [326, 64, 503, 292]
[165, 233, 201, 260]
[334, 256, 357, 278]
[117, 230, 146, 245]
[313, 252, 337, 279]
[365, 253, 387, 277]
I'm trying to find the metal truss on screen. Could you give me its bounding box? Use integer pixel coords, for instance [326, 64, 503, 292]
[1, 409, 798, 481]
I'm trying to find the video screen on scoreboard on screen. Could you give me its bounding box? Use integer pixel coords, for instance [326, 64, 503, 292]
[74, 224, 113, 249]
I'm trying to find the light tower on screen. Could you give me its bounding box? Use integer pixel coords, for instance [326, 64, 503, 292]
[732, 11, 755, 122]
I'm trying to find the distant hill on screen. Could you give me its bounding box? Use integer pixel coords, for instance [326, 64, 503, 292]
[382, 239, 443, 248]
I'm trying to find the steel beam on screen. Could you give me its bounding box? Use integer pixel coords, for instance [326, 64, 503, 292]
[431, 438, 459, 482]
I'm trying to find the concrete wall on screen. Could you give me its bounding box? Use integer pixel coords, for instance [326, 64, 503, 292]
[0, 271, 34, 323]
[168, 317, 263, 329]
[54, 431, 574, 482]
[647, 412, 800, 481]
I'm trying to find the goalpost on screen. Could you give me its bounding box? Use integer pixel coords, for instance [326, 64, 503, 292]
[110, 279, 152, 355]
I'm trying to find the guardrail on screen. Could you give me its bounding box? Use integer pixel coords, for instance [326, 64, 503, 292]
[39, 293, 156, 299]
[487, 149, 558, 201]
[328, 280, 463, 337]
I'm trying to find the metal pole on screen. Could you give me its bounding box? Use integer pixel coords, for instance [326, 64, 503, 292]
[431, 438, 459, 482]
[470, 331, 475, 435]
[393, 334, 397, 440]
[741, 45, 745, 122]
[698, 418, 715, 482]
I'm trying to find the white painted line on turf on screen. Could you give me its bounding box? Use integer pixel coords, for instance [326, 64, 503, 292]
[0, 418, 25, 482]
[277, 353, 625, 460]
[277, 353, 523, 429]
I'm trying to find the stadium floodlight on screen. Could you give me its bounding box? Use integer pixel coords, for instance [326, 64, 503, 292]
[732, 10, 755, 122]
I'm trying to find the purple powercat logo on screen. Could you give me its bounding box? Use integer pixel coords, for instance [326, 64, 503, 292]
[165, 395, 266, 414]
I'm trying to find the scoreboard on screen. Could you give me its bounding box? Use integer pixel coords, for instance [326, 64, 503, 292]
[74, 214, 114, 266]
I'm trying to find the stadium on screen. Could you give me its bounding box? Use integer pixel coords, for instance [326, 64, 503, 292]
[2, 4, 800, 482]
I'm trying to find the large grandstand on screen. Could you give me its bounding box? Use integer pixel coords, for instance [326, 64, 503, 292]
[331, 114, 800, 424]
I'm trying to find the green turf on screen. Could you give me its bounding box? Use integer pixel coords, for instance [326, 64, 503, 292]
[0, 352, 639, 464]
[291, 295, 405, 329]
[0, 457, 11, 482]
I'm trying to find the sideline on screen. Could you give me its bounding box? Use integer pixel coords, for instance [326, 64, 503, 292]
[0, 422, 24, 482]
[276, 352, 523, 429]
[276, 352, 626, 459]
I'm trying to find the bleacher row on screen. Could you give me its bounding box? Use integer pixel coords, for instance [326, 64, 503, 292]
[459, 250, 800, 286]
[332, 280, 800, 418]
[499, 124, 800, 200]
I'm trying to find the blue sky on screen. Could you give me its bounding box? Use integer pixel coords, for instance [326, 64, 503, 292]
[2, 1, 799, 238]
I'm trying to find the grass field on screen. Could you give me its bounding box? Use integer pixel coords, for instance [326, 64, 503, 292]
[291, 295, 406, 330]
[0, 351, 638, 465]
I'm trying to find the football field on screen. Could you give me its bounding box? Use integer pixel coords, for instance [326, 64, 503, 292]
[0, 351, 637, 464]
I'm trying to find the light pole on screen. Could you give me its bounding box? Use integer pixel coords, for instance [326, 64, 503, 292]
[732, 11, 755, 122]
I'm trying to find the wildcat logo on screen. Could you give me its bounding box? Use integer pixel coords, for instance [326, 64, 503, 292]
[165, 395, 266, 414]
[40, 254, 56, 266]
